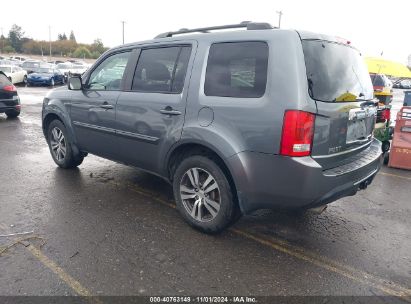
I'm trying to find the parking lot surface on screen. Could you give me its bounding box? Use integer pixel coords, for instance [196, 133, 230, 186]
[0, 86, 410, 300]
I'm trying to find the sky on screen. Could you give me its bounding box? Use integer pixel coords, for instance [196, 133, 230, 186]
[2, 0, 410, 64]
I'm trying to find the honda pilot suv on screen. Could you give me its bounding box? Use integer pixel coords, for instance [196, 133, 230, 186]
[42, 22, 382, 233]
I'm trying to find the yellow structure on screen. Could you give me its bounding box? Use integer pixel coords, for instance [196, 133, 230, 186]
[365, 57, 411, 78]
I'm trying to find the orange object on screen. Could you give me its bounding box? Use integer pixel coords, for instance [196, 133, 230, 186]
[389, 107, 411, 170]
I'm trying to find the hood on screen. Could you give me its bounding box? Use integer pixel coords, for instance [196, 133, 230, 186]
[29, 72, 53, 78]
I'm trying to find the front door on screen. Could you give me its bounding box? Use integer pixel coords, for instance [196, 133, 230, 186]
[115, 44, 194, 173]
[70, 51, 132, 159]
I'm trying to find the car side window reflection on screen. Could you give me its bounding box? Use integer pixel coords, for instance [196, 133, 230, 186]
[87, 52, 131, 91]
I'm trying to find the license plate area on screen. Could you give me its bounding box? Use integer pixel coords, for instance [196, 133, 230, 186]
[346, 108, 375, 145]
[346, 119, 368, 144]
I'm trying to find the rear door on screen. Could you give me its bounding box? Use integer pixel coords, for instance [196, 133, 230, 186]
[301, 39, 377, 169]
[115, 43, 195, 173]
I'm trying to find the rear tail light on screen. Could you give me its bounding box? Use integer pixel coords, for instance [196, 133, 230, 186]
[382, 108, 391, 121]
[373, 86, 383, 92]
[280, 110, 315, 157]
[3, 85, 17, 92]
[15, 105, 21, 110]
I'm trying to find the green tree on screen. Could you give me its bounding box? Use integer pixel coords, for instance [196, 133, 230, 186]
[90, 38, 105, 54]
[69, 30, 76, 42]
[58, 33, 67, 40]
[3, 45, 16, 53]
[73, 46, 91, 58]
[8, 24, 25, 52]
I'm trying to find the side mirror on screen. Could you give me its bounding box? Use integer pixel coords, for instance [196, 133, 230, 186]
[68, 76, 82, 90]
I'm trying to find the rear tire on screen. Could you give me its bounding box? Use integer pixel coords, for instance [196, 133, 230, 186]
[5, 109, 20, 118]
[47, 120, 84, 168]
[383, 152, 390, 165]
[173, 155, 239, 234]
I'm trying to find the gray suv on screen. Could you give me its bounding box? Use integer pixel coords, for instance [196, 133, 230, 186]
[42, 22, 382, 233]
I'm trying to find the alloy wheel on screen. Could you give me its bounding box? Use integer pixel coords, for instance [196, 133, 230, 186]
[180, 168, 221, 222]
[50, 127, 66, 162]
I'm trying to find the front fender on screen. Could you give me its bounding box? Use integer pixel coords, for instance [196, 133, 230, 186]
[42, 91, 77, 147]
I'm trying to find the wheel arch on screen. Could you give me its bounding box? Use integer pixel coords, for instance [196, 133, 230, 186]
[166, 141, 240, 213]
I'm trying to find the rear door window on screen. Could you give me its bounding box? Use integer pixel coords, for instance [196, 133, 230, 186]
[132, 46, 191, 93]
[204, 41, 268, 98]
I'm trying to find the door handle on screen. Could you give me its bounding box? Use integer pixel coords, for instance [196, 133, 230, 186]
[100, 104, 114, 110]
[160, 106, 182, 116]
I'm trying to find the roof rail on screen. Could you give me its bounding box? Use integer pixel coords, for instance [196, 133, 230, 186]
[155, 21, 275, 39]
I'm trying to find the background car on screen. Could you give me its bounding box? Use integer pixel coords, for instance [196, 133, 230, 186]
[370, 73, 393, 104]
[0, 65, 27, 84]
[397, 79, 411, 89]
[21, 60, 53, 74]
[70, 63, 89, 76]
[0, 72, 21, 118]
[27, 67, 65, 86]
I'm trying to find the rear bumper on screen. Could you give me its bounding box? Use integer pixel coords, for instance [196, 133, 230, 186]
[227, 139, 382, 214]
[0, 98, 20, 113]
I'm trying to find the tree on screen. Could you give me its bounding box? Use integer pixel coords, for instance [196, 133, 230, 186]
[58, 33, 67, 40]
[73, 46, 91, 58]
[8, 24, 25, 53]
[3, 45, 16, 53]
[90, 38, 105, 54]
[69, 30, 76, 42]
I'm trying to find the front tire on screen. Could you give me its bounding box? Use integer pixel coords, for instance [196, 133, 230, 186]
[47, 120, 83, 168]
[173, 155, 239, 234]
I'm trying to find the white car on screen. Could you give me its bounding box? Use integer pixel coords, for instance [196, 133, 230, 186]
[0, 65, 27, 84]
[55, 62, 73, 77]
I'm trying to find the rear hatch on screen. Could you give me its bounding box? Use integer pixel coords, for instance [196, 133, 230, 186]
[0, 73, 18, 106]
[301, 38, 377, 170]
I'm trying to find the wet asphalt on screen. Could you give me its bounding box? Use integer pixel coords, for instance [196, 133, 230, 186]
[0, 86, 410, 300]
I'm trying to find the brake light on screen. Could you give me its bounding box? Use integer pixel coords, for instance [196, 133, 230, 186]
[3, 85, 16, 92]
[373, 86, 384, 92]
[382, 108, 391, 121]
[280, 110, 315, 157]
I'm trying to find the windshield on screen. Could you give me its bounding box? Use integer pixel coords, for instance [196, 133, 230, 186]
[37, 68, 54, 74]
[56, 64, 71, 69]
[370, 74, 385, 86]
[302, 40, 373, 102]
[0, 67, 11, 73]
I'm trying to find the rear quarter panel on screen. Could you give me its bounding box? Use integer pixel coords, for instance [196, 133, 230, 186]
[181, 30, 316, 157]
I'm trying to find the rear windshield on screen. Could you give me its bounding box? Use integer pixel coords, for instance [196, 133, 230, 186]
[0, 73, 11, 86]
[302, 40, 373, 102]
[370, 74, 385, 86]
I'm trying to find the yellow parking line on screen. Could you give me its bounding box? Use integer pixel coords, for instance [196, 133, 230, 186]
[111, 180, 411, 300]
[231, 228, 411, 299]
[26, 245, 92, 297]
[379, 172, 411, 181]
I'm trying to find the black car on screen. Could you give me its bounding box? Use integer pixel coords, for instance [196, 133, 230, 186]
[0, 72, 21, 118]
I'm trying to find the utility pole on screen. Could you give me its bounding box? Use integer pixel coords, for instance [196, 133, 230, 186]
[121, 21, 126, 44]
[276, 11, 283, 28]
[49, 25, 52, 58]
[0, 27, 3, 54]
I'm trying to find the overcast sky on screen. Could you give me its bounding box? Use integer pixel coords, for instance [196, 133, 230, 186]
[2, 0, 410, 63]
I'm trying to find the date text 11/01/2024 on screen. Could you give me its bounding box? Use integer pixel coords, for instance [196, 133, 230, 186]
[149, 296, 257, 303]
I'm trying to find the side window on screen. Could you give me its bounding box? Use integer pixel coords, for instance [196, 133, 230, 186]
[87, 51, 131, 91]
[132, 46, 191, 93]
[204, 41, 268, 98]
